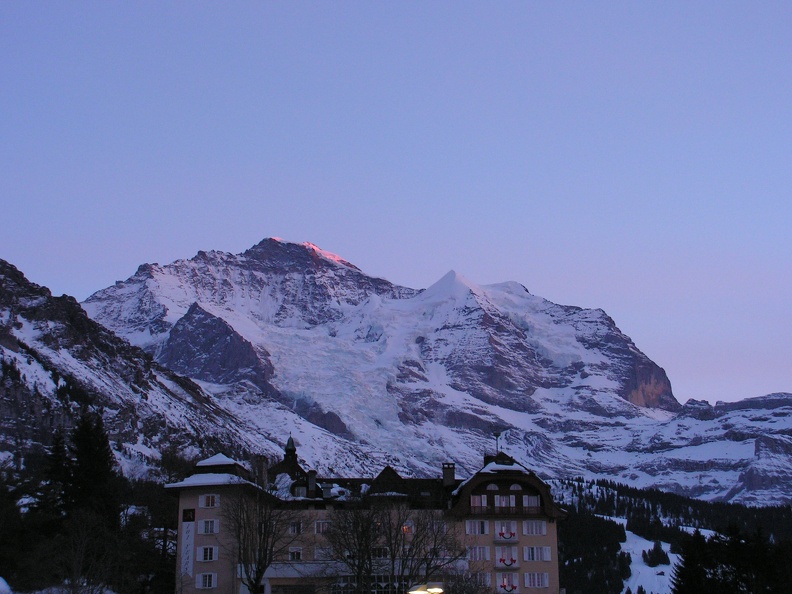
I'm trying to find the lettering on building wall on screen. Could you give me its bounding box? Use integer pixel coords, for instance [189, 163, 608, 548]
[181, 509, 195, 577]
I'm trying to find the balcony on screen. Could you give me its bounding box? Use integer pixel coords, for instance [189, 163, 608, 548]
[495, 557, 519, 569]
[493, 530, 518, 543]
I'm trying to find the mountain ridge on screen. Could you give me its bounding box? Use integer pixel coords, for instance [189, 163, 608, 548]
[3, 239, 791, 505]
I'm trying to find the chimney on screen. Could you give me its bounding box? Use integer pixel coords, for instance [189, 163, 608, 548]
[442, 462, 456, 487]
[251, 454, 269, 487]
[308, 469, 317, 497]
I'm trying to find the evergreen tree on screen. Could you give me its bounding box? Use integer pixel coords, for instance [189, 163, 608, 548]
[670, 531, 712, 593]
[36, 428, 70, 518]
[642, 540, 670, 567]
[66, 412, 121, 529]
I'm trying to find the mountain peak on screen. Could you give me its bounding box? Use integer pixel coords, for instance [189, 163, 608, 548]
[422, 269, 482, 301]
[243, 238, 361, 272]
[301, 242, 357, 269]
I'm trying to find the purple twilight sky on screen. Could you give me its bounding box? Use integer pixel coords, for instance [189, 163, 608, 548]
[1, 3, 790, 405]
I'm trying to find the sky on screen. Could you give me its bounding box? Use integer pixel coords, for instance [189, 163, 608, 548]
[1, 3, 790, 405]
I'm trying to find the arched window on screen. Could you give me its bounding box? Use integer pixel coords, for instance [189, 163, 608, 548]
[509, 484, 522, 491]
[486, 483, 499, 491]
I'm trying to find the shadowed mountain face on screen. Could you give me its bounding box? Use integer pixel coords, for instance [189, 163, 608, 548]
[5, 241, 792, 504]
[157, 302, 276, 393]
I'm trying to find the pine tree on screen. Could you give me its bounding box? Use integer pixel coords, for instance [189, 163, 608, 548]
[36, 429, 70, 519]
[670, 531, 710, 593]
[66, 412, 121, 529]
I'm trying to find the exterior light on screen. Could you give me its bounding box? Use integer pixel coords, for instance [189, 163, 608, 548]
[409, 583, 444, 594]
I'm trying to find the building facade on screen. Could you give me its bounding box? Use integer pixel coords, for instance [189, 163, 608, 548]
[167, 444, 566, 594]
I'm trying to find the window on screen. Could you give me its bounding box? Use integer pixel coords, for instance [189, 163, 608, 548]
[470, 494, 487, 508]
[496, 572, 519, 592]
[496, 546, 519, 567]
[522, 495, 540, 509]
[522, 521, 546, 536]
[200, 546, 218, 562]
[473, 573, 492, 586]
[509, 484, 523, 491]
[200, 494, 219, 508]
[315, 520, 331, 534]
[524, 573, 549, 588]
[467, 546, 491, 561]
[496, 521, 518, 539]
[486, 483, 500, 491]
[402, 520, 414, 535]
[289, 547, 302, 562]
[196, 573, 217, 589]
[289, 521, 302, 535]
[200, 520, 219, 534]
[495, 495, 516, 509]
[372, 546, 389, 559]
[432, 521, 448, 534]
[294, 486, 307, 497]
[523, 546, 551, 562]
[314, 547, 332, 561]
[465, 519, 489, 535]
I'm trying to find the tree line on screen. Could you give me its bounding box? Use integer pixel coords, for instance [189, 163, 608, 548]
[0, 410, 189, 594]
[553, 478, 792, 594]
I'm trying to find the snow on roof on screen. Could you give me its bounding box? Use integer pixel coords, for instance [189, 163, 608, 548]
[195, 453, 241, 467]
[479, 461, 531, 474]
[452, 459, 532, 495]
[165, 473, 251, 489]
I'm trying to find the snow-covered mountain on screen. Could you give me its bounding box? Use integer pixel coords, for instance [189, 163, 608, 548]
[73, 238, 792, 505]
[0, 257, 401, 478]
[2, 239, 790, 505]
